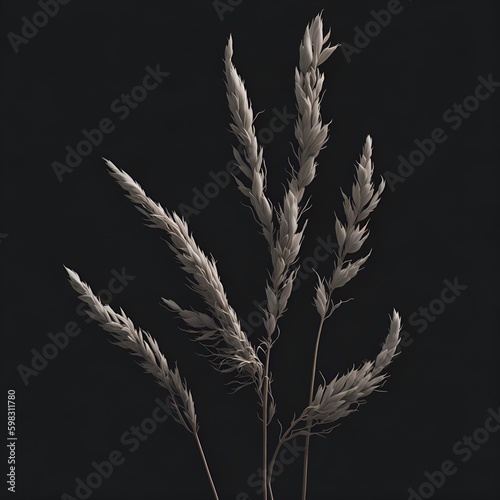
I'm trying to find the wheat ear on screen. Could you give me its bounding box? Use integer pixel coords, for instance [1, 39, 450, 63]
[102, 158, 264, 397]
[64, 266, 220, 500]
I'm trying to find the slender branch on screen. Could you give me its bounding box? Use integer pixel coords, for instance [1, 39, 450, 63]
[301, 315, 325, 500]
[194, 431, 220, 500]
[268, 420, 300, 499]
[64, 267, 221, 498]
[262, 352, 271, 500]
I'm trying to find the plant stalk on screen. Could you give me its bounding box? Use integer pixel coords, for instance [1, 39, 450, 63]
[194, 431, 220, 500]
[268, 421, 297, 500]
[301, 316, 326, 500]
[262, 346, 271, 500]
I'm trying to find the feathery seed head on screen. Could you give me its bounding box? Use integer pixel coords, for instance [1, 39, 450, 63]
[64, 266, 198, 433]
[300, 310, 401, 430]
[103, 159, 264, 392]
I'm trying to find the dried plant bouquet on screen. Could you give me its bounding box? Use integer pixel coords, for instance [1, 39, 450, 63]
[65, 13, 402, 500]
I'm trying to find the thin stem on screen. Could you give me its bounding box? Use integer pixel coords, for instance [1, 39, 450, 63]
[301, 316, 326, 500]
[194, 431, 220, 500]
[268, 422, 297, 499]
[262, 347, 271, 500]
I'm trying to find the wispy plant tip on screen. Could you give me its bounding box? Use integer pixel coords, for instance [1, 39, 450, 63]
[64, 266, 198, 434]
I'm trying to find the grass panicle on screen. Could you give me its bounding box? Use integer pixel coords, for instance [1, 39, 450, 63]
[103, 158, 264, 395]
[64, 267, 197, 433]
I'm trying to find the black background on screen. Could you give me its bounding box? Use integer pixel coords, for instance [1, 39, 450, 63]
[1, 0, 499, 499]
